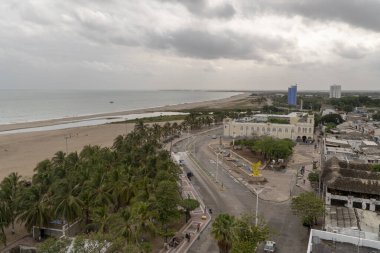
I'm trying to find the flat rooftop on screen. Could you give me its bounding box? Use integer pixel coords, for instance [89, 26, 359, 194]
[325, 138, 349, 145]
[312, 238, 375, 253]
[308, 229, 380, 253]
[362, 140, 378, 146]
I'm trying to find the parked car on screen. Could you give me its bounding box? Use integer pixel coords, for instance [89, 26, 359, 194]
[264, 241, 276, 253]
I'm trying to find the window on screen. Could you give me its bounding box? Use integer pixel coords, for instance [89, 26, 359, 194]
[267, 128, 270, 132]
[257, 127, 260, 131]
[272, 128, 276, 132]
[241, 126, 243, 130]
[262, 127, 265, 132]
[279, 128, 282, 133]
[285, 128, 288, 133]
[298, 127, 301, 132]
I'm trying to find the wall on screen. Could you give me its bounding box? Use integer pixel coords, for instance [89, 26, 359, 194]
[306, 229, 380, 253]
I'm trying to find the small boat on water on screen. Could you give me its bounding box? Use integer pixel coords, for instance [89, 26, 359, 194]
[109, 101, 114, 104]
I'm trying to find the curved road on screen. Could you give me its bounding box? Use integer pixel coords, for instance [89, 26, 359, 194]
[173, 128, 309, 253]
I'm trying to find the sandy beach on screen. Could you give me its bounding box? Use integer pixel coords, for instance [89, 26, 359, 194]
[0, 92, 250, 180]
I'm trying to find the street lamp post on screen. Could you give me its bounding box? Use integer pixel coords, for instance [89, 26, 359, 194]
[216, 152, 220, 183]
[253, 187, 264, 226]
[64, 134, 71, 153]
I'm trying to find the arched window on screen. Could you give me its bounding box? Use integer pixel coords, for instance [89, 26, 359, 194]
[272, 128, 276, 132]
[262, 127, 265, 132]
[298, 127, 301, 133]
[257, 127, 260, 131]
[267, 128, 271, 132]
[285, 128, 288, 133]
[279, 128, 282, 133]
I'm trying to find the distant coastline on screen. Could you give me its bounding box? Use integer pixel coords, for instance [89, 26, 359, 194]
[0, 90, 242, 130]
[0, 92, 246, 132]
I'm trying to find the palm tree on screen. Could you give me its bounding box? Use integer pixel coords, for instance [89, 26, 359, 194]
[52, 180, 83, 225]
[0, 172, 22, 234]
[18, 185, 52, 230]
[0, 200, 10, 245]
[105, 167, 133, 211]
[112, 135, 125, 151]
[211, 214, 237, 253]
[90, 206, 112, 233]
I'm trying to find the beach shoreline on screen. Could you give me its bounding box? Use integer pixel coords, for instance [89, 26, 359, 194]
[0, 92, 250, 180]
[0, 92, 247, 132]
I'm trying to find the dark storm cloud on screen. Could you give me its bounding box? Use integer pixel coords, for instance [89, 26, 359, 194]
[161, 0, 236, 19]
[260, 0, 380, 32]
[147, 28, 291, 61]
[333, 43, 369, 59]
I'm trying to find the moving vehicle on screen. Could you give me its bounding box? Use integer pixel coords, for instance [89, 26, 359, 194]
[264, 241, 276, 252]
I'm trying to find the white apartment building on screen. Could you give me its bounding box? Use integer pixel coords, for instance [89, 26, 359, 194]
[330, 84, 342, 98]
[223, 112, 314, 142]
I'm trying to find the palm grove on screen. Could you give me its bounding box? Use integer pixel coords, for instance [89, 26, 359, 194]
[0, 121, 201, 251]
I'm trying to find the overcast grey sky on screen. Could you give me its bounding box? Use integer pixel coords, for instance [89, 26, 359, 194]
[1, 0, 379, 90]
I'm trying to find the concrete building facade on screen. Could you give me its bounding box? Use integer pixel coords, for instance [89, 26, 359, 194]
[223, 112, 314, 142]
[330, 84, 342, 98]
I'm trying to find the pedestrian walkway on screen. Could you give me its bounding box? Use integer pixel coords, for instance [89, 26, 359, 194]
[159, 155, 211, 253]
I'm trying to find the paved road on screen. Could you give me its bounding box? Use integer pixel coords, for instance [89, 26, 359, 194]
[173, 129, 309, 253]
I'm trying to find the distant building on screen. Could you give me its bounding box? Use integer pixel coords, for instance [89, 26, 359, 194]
[223, 112, 314, 142]
[329, 84, 341, 98]
[287, 85, 297, 105]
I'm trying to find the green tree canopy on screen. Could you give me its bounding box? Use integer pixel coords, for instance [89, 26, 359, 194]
[320, 114, 344, 125]
[180, 198, 200, 223]
[291, 192, 325, 227]
[236, 137, 295, 161]
[212, 214, 269, 253]
[373, 112, 380, 121]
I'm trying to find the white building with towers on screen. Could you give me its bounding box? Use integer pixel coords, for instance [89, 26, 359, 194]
[329, 84, 341, 98]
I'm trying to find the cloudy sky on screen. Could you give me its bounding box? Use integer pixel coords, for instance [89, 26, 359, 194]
[1, 0, 380, 90]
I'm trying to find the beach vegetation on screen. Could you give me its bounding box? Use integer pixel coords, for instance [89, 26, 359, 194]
[0, 122, 194, 250]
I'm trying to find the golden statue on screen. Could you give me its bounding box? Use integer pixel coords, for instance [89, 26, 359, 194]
[252, 161, 262, 177]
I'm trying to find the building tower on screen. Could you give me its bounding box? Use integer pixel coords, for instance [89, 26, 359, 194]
[288, 84, 297, 106]
[329, 84, 341, 99]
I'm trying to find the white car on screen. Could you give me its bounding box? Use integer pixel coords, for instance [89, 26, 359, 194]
[264, 241, 276, 253]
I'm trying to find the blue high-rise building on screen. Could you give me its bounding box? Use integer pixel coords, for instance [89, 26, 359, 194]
[288, 85, 297, 106]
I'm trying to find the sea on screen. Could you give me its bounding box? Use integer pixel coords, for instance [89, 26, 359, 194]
[0, 90, 239, 133]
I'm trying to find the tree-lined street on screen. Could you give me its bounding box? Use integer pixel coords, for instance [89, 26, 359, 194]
[173, 128, 309, 253]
